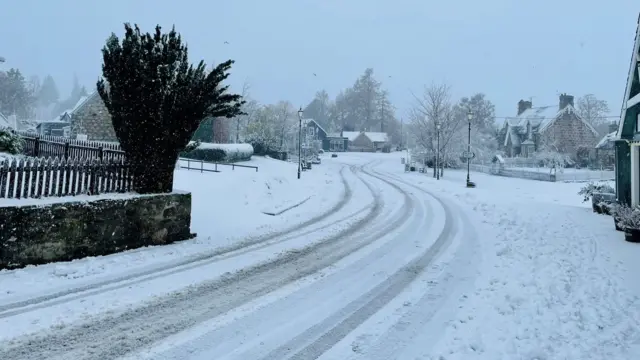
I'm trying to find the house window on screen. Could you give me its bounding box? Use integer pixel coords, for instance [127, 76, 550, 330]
[307, 127, 315, 137]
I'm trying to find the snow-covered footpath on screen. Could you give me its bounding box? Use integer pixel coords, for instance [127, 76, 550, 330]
[0, 156, 345, 309]
[369, 154, 640, 360]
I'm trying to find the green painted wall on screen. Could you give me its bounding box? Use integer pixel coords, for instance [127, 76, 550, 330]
[616, 141, 631, 205]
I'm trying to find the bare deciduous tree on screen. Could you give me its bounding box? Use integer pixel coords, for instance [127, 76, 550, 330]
[410, 83, 463, 177]
[231, 80, 260, 143]
[576, 94, 611, 135]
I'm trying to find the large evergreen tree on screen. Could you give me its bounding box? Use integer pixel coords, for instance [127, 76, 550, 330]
[0, 68, 34, 119]
[97, 23, 244, 193]
[37, 75, 60, 106]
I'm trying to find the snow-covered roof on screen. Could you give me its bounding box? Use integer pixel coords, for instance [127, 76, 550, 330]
[302, 118, 327, 135]
[616, 14, 640, 139]
[342, 131, 360, 141]
[51, 92, 97, 121]
[505, 106, 559, 129]
[71, 94, 93, 113]
[538, 104, 598, 135]
[364, 132, 389, 142]
[596, 131, 617, 149]
[327, 132, 343, 138]
[0, 112, 9, 128]
[342, 131, 389, 143]
[503, 104, 598, 147]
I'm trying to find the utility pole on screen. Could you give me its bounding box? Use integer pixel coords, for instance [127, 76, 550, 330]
[435, 121, 441, 180]
[380, 102, 384, 132]
[400, 117, 403, 148]
[297, 107, 303, 179]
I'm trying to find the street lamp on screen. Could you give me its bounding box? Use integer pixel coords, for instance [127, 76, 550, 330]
[297, 107, 303, 179]
[466, 109, 475, 188]
[435, 121, 441, 180]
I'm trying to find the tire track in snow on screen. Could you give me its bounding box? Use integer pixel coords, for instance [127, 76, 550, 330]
[0, 163, 393, 360]
[142, 161, 423, 360]
[346, 167, 481, 359]
[0, 163, 362, 317]
[258, 164, 458, 360]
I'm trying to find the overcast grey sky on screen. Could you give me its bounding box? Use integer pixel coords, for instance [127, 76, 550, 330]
[0, 0, 637, 120]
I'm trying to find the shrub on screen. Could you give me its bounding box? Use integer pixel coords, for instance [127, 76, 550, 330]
[611, 204, 640, 230]
[0, 129, 24, 155]
[181, 142, 253, 162]
[578, 181, 615, 202]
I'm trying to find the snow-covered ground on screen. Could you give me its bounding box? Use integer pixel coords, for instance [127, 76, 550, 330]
[371, 154, 640, 359]
[1, 152, 639, 360]
[0, 155, 346, 308]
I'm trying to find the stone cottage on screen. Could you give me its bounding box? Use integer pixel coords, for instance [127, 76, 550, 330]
[342, 131, 390, 152]
[500, 94, 599, 157]
[65, 92, 118, 142]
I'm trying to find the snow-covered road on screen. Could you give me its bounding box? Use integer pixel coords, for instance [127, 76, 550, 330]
[2, 152, 638, 360]
[0, 157, 472, 360]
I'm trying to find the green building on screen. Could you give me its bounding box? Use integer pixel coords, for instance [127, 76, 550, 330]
[615, 14, 640, 206]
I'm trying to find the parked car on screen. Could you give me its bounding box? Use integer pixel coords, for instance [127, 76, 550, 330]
[331, 153, 338, 158]
[311, 156, 321, 164]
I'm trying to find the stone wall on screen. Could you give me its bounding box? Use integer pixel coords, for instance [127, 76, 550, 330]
[0, 192, 193, 269]
[70, 93, 119, 142]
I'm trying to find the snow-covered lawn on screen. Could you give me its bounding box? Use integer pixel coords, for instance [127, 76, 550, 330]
[374, 155, 640, 359]
[0, 155, 344, 306]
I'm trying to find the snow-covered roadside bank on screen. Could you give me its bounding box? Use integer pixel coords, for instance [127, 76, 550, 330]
[0, 156, 344, 306]
[375, 157, 640, 359]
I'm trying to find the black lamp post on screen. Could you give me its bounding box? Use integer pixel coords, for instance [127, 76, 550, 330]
[297, 107, 303, 179]
[466, 109, 475, 188]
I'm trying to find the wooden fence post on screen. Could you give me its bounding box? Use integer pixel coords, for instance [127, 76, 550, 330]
[64, 142, 70, 158]
[98, 146, 104, 161]
[33, 136, 40, 157]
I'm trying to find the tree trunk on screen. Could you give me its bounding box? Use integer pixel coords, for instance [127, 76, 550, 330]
[131, 156, 175, 194]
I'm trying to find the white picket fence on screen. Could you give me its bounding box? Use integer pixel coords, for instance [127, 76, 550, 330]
[470, 162, 614, 182]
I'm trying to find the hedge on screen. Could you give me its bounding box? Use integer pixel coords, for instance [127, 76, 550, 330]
[181, 142, 254, 163]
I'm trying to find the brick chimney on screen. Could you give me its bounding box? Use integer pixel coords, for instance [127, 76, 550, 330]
[559, 93, 574, 110]
[517, 100, 532, 115]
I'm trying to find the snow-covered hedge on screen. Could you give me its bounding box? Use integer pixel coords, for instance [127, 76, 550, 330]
[181, 142, 253, 162]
